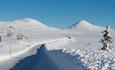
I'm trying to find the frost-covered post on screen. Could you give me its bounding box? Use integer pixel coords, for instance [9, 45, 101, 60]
[0, 36, 1, 42]
[0, 27, 4, 42]
[101, 25, 112, 51]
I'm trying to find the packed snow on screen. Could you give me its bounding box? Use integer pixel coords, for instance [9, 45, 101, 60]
[0, 18, 114, 70]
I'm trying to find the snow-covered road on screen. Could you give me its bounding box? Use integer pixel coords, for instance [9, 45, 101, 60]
[0, 37, 68, 61]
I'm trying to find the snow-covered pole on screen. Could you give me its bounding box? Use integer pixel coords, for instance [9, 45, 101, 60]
[0, 27, 4, 42]
[9, 46, 12, 57]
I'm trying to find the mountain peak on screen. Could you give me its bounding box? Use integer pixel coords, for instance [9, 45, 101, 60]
[68, 19, 92, 28]
[14, 18, 47, 27]
[15, 18, 40, 25]
[77, 20, 93, 26]
[67, 19, 104, 31]
[22, 18, 39, 23]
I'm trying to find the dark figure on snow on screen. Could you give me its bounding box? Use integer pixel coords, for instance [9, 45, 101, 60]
[101, 25, 112, 51]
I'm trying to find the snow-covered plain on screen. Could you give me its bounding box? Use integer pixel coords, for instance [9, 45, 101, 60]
[0, 18, 115, 70]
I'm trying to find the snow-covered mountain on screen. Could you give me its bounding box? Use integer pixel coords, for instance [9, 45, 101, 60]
[14, 18, 47, 27]
[0, 18, 64, 41]
[67, 20, 104, 32]
[0, 18, 62, 31]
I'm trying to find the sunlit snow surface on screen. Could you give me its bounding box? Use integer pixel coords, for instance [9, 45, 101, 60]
[0, 18, 115, 70]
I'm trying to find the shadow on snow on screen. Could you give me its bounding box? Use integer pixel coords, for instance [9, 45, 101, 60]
[11, 44, 88, 70]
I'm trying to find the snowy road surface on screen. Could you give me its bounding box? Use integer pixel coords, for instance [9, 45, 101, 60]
[0, 37, 68, 61]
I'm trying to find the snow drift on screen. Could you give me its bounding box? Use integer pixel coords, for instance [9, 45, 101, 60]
[11, 44, 87, 70]
[11, 44, 60, 70]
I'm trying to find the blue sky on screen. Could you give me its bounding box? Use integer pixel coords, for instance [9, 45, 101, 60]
[0, 0, 115, 28]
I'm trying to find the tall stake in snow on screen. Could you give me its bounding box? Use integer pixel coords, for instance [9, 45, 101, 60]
[0, 27, 4, 42]
[101, 25, 112, 51]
